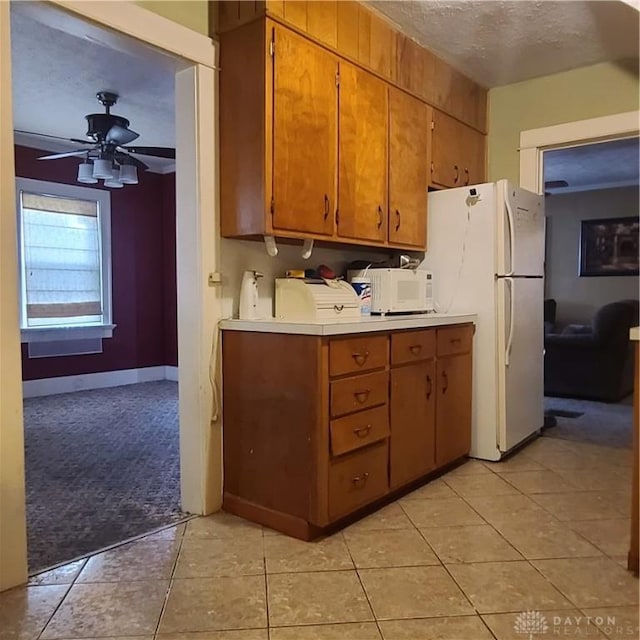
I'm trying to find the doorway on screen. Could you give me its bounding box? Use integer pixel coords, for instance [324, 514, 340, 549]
[0, 1, 219, 591]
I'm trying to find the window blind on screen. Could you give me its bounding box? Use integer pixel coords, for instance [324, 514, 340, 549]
[21, 192, 103, 323]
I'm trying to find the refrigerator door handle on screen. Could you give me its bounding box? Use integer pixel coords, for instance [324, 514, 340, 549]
[505, 276, 515, 366]
[504, 181, 516, 277]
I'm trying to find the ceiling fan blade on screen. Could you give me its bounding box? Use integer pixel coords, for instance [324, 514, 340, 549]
[122, 146, 176, 159]
[115, 152, 149, 171]
[37, 150, 93, 160]
[106, 125, 139, 146]
[15, 130, 96, 146]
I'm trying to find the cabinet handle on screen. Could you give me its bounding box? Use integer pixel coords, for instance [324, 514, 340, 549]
[352, 351, 369, 366]
[464, 168, 470, 185]
[324, 194, 330, 220]
[395, 209, 401, 231]
[354, 389, 370, 404]
[334, 304, 344, 313]
[377, 205, 383, 229]
[426, 374, 432, 399]
[430, 161, 435, 175]
[442, 370, 448, 394]
[453, 165, 460, 184]
[353, 424, 372, 438]
[409, 344, 422, 355]
[352, 472, 369, 487]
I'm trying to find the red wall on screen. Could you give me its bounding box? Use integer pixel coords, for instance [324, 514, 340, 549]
[16, 145, 178, 380]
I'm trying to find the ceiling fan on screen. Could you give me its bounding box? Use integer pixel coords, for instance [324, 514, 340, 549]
[16, 91, 175, 187]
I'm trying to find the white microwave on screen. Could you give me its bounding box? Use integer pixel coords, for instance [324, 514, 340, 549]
[348, 268, 434, 315]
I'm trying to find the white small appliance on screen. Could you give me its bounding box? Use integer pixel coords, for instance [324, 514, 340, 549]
[275, 279, 361, 322]
[239, 270, 263, 320]
[421, 180, 545, 461]
[348, 268, 433, 315]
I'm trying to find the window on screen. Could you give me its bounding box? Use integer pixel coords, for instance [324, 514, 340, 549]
[16, 178, 114, 343]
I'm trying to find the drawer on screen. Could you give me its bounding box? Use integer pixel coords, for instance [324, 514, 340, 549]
[329, 441, 389, 520]
[391, 329, 436, 365]
[330, 405, 390, 457]
[329, 335, 388, 377]
[330, 371, 389, 418]
[437, 325, 473, 357]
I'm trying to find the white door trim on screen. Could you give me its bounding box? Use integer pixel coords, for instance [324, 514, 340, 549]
[519, 111, 640, 192]
[1, 1, 219, 590]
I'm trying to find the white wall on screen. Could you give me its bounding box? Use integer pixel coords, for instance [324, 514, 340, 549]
[545, 186, 639, 325]
[219, 238, 393, 320]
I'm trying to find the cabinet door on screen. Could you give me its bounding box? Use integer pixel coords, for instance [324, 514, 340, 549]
[390, 361, 436, 488]
[272, 25, 336, 235]
[388, 88, 428, 248]
[435, 353, 472, 467]
[338, 62, 387, 243]
[459, 123, 486, 187]
[430, 109, 460, 188]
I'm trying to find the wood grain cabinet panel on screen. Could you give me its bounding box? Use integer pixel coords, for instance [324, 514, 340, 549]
[306, 0, 337, 48]
[391, 329, 436, 366]
[337, 62, 388, 243]
[272, 25, 337, 235]
[431, 108, 486, 189]
[437, 325, 473, 357]
[330, 370, 389, 418]
[329, 441, 389, 519]
[330, 405, 389, 457]
[329, 334, 388, 377]
[435, 352, 472, 467]
[390, 360, 436, 488]
[388, 87, 428, 248]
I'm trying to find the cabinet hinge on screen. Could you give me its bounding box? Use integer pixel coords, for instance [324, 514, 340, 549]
[335, 72, 340, 87]
[270, 197, 275, 216]
[431, 120, 435, 130]
[269, 40, 275, 57]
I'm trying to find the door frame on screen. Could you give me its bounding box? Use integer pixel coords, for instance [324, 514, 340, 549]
[0, 1, 219, 590]
[519, 110, 640, 193]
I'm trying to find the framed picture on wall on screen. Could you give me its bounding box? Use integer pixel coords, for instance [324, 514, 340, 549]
[579, 216, 640, 277]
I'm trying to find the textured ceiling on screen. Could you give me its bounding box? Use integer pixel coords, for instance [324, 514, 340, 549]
[544, 137, 640, 193]
[10, 5, 177, 170]
[370, 0, 640, 87]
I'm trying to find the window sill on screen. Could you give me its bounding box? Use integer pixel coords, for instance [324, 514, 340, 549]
[21, 324, 116, 344]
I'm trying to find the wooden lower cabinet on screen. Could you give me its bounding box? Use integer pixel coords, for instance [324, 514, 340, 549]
[222, 324, 473, 539]
[390, 361, 436, 488]
[435, 352, 473, 467]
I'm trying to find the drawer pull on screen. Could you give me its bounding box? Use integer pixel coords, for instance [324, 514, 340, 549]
[354, 390, 370, 404]
[353, 424, 372, 438]
[351, 351, 369, 366]
[426, 374, 432, 399]
[352, 472, 369, 487]
[409, 344, 422, 355]
[442, 370, 449, 394]
[334, 304, 344, 313]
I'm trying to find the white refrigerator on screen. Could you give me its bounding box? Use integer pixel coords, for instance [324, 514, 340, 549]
[422, 180, 545, 461]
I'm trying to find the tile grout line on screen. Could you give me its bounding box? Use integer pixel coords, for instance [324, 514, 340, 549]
[152, 521, 187, 638]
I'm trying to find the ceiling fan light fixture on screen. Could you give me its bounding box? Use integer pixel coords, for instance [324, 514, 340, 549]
[104, 168, 124, 189]
[119, 164, 138, 185]
[77, 161, 97, 184]
[93, 158, 113, 179]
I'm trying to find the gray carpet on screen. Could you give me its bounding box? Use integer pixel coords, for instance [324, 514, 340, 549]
[24, 380, 183, 572]
[543, 395, 633, 449]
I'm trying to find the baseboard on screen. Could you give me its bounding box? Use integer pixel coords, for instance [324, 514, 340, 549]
[23, 366, 179, 398]
[164, 366, 179, 382]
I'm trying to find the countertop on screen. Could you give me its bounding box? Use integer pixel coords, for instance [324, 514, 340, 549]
[631, 327, 639, 341]
[220, 313, 476, 336]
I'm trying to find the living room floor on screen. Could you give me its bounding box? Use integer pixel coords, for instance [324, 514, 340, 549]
[2, 436, 638, 639]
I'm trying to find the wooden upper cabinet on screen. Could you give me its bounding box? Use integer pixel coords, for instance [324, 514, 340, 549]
[337, 62, 387, 243]
[388, 88, 428, 249]
[272, 25, 337, 236]
[431, 109, 486, 189]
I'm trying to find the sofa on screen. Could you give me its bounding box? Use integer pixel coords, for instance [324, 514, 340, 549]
[544, 299, 639, 402]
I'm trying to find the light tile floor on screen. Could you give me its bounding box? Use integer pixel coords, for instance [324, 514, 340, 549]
[2, 436, 638, 640]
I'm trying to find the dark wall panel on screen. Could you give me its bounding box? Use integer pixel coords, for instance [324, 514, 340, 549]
[15, 145, 177, 380]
